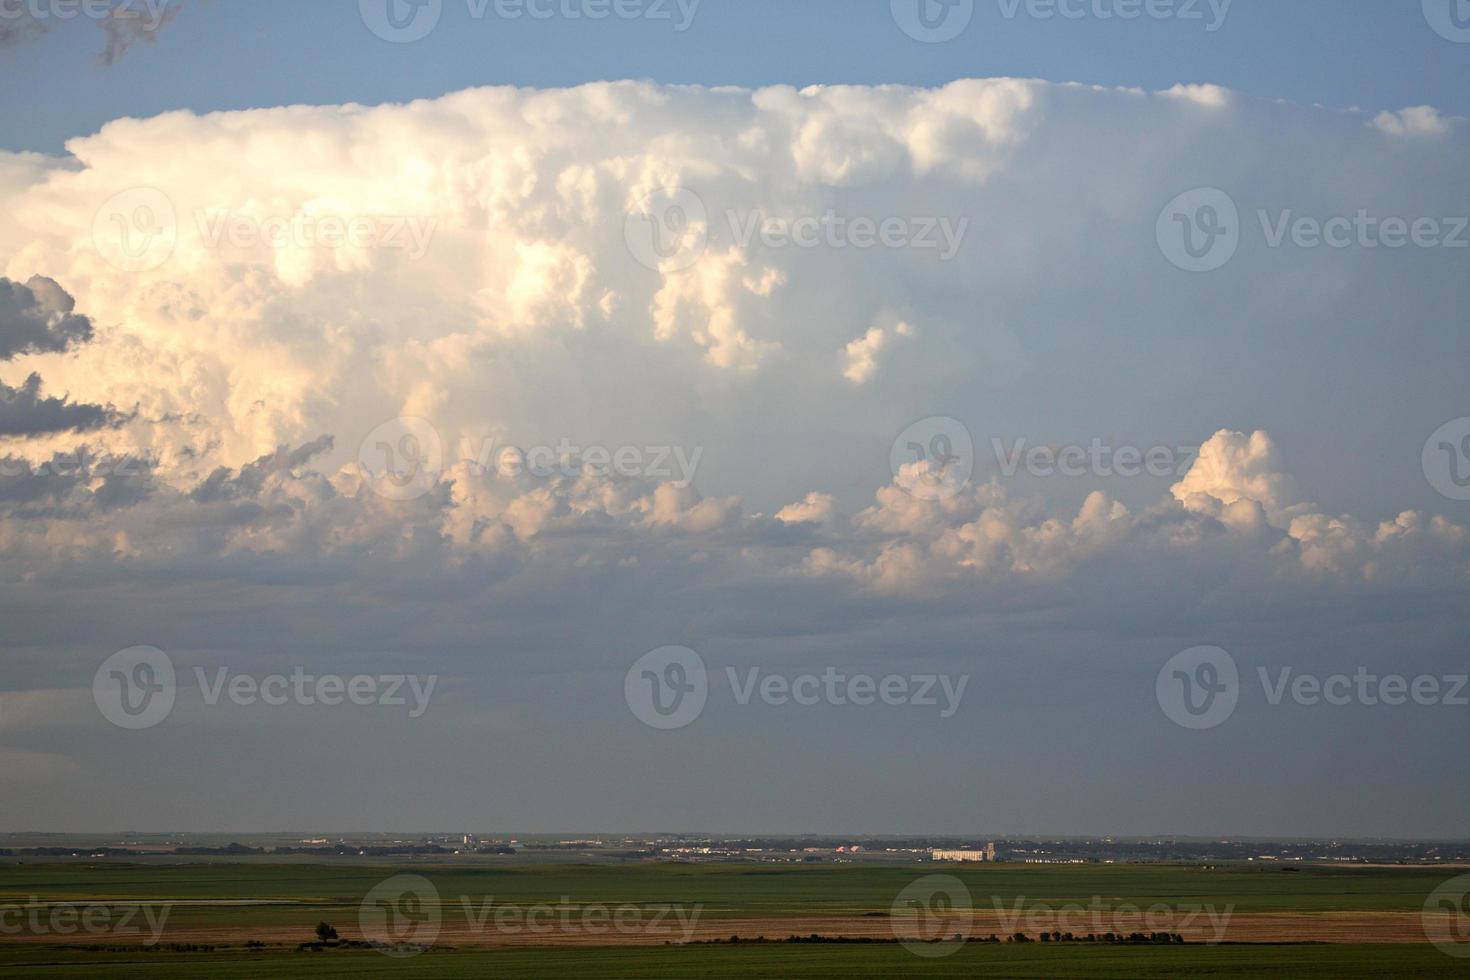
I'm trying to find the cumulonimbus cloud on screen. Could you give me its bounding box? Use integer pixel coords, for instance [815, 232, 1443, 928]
[0, 79, 1464, 663]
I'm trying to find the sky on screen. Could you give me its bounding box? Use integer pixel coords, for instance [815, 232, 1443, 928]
[0, 1, 1468, 837]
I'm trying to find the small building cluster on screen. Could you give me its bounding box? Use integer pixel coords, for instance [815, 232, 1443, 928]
[931, 843, 998, 862]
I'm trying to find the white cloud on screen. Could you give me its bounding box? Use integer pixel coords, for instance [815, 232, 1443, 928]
[1371, 106, 1451, 137]
[1, 83, 1467, 834]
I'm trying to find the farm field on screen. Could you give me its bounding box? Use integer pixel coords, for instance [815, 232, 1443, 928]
[0, 941, 1467, 978]
[0, 861, 1467, 975]
[1, 860, 1458, 914]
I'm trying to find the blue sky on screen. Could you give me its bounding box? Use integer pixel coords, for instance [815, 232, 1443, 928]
[3, 1, 1469, 153]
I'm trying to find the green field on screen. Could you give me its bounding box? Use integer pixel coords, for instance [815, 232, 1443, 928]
[0, 942, 1466, 978]
[1, 861, 1467, 977]
[0, 860, 1454, 914]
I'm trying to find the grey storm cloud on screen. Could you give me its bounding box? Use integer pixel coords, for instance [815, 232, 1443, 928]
[0, 276, 125, 437]
[0, 276, 93, 360]
[0, 373, 117, 437]
[97, 0, 185, 66]
[0, 0, 184, 64]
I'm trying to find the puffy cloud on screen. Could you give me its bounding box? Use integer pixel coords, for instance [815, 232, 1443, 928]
[794, 431, 1467, 594]
[0, 276, 122, 437]
[0, 78, 1463, 512]
[776, 492, 836, 525]
[0, 82, 1467, 834]
[0, 276, 93, 360]
[1171, 429, 1301, 526]
[1371, 106, 1451, 137]
[1159, 83, 1232, 108]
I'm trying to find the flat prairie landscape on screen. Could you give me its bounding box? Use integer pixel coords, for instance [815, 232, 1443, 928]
[1, 862, 1467, 977]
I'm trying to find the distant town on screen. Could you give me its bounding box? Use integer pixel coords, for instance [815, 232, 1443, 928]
[2, 833, 1466, 866]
